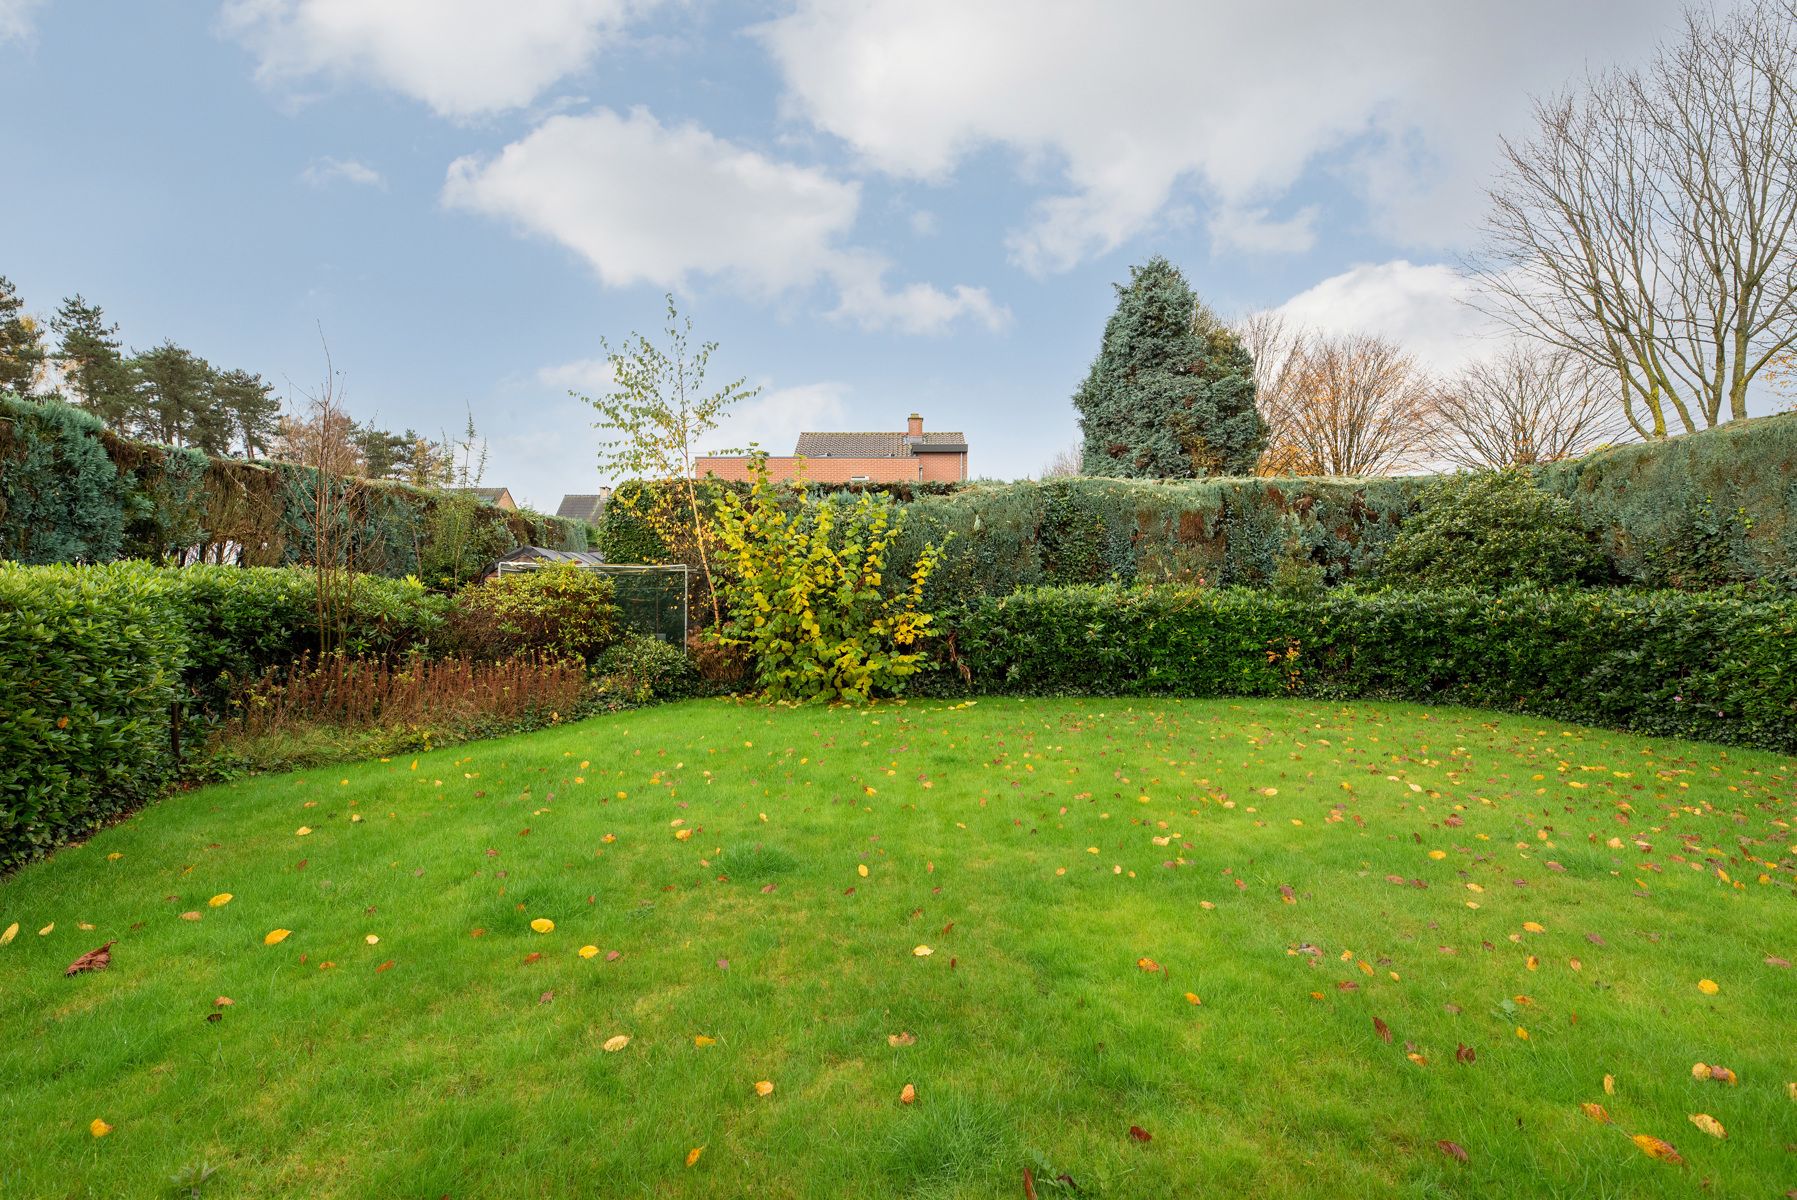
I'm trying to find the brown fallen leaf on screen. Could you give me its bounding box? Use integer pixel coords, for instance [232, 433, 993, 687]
[1580, 1102, 1612, 1124]
[1455, 1043, 1476, 1064]
[375, 960, 395, 973]
[1128, 1125, 1152, 1143]
[65, 940, 115, 976]
[179, 911, 201, 921]
[1766, 955, 1791, 969]
[889, 1031, 916, 1047]
[1136, 957, 1162, 974]
[900, 1083, 916, 1104]
[1436, 1140, 1469, 1163]
[213, 996, 233, 1008]
[1023, 1166, 1038, 1200]
[1373, 1016, 1392, 1044]
[522, 952, 542, 964]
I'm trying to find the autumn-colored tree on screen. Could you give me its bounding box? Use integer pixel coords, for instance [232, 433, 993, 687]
[1249, 329, 1435, 477]
[579, 295, 758, 629]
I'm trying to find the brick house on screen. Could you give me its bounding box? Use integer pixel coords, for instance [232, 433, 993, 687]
[694, 414, 968, 484]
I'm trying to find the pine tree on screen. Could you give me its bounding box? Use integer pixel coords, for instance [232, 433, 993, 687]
[49, 294, 135, 426]
[210, 367, 281, 457]
[131, 341, 224, 450]
[351, 421, 411, 479]
[0, 276, 47, 396]
[1074, 257, 1263, 477]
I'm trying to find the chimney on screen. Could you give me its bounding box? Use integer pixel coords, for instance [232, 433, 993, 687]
[907, 413, 924, 438]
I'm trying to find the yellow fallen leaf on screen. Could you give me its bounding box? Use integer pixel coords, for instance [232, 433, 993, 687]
[1515, 1027, 1530, 1041]
[365, 934, 379, 945]
[89, 1118, 111, 1138]
[1787, 1081, 1797, 1101]
[578, 945, 599, 959]
[1428, 849, 1447, 860]
[531, 918, 555, 933]
[107, 852, 122, 861]
[38, 922, 53, 936]
[208, 893, 233, 907]
[295, 826, 311, 836]
[264, 928, 291, 945]
[1184, 992, 1201, 1005]
[0, 922, 16, 946]
[900, 1083, 916, 1104]
[913, 945, 932, 957]
[1526, 956, 1539, 971]
[1631, 1134, 1683, 1164]
[685, 1146, 704, 1168]
[1689, 1113, 1725, 1139]
[1603, 1074, 1615, 1095]
[602, 1035, 630, 1052]
[1522, 921, 1545, 933]
[1691, 1061, 1710, 1079]
[858, 864, 869, 878]
[694, 1035, 717, 1047]
[755, 1080, 774, 1096]
[675, 829, 693, 841]
[1697, 978, 1719, 995]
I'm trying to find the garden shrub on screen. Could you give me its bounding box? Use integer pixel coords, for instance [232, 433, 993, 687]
[1378, 470, 1606, 589]
[0, 394, 128, 564]
[932, 583, 1797, 753]
[712, 463, 945, 701]
[0, 561, 187, 871]
[595, 632, 701, 703]
[449, 564, 621, 662]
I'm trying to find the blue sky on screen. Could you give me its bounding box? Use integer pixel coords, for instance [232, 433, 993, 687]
[0, 0, 1721, 509]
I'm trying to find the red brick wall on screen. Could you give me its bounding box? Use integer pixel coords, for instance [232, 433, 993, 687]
[695, 454, 966, 484]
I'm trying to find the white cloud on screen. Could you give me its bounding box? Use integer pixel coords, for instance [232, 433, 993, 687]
[220, 0, 655, 118]
[756, 0, 1684, 273]
[1270, 260, 1503, 374]
[536, 357, 615, 394]
[300, 156, 386, 189]
[1208, 205, 1319, 256]
[443, 107, 1007, 335]
[0, 0, 45, 44]
[707, 381, 851, 457]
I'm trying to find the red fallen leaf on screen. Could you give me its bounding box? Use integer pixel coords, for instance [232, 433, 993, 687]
[605, 950, 621, 962]
[65, 941, 115, 976]
[1385, 874, 1406, 885]
[717, 958, 730, 971]
[1128, 1125, 1152, 1143]
[522, 952, 542, 964]
[1767, 956, 1792, 969]
[1233, 878, 1246, 890]
[1373, 1017, 1392, 1043]
[470, 928, 487, 938]
[518, 828, 530, 836]
[1278, 884, 1295, 904]
[1022, 1166, 1038, 1200]
[375, 960, 394, 973]
[1437, 1140, 1469, 1163]
[539, 990, 554, 1004]
[1455, 1043, 1476, 1064]
[844, 887, 856, 895]
[761, 884, 777, 894]
[950, 957, 957, 969]
[941, 921, 955, 936]
[295, 859, 307, 870]
[1336, 980, 1359, 991]
[1585, 933, 1606, 945]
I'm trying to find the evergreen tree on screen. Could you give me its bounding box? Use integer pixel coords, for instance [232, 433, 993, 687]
[131, 341, 225, 450]
[1074, 257, 1263, 477]
[210, 367, 281, 457]
[0, 276, 47, 395]
[352, 421, 411, 479]
[49, 294, 135, 426]
[398, 429, 454, 486]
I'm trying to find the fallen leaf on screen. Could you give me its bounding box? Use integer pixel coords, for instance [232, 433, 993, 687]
[295, 827, 311, 836]
[1766, 955, 1792, 969]
[375, 960, 394, 973]
[716, 957, 730, 971]
[539, 990, 554, 1005]
[1697, 978, 1720, 995]
[900, 1083, 916, 1104]
[1184, 992, 1201, 1005]
[755, 1080, 774, 1096]
[1136, 957, 1162, 973]
[1581, 1102, 1612, 1124]
[1522, 921, 1545, 933]
[1128, 1125, 1152, 1143]
[1374, 1016, 1392, 1044]
[89, 1118, 111, 1138]
[1631, 1134, 1684, 1164]
[1603, 1074, 1615, 1095]
[889, 1031, 916, 1047]
[685, 1146, 704, 1168]
[694, 1035, 717, 1047]
[1516, 1027, 1530, 1041]
[1455, 1043, 1476, 1064]
[208, 894, 233, 908]
[522, 952, 542, 964]
[0, 922, 15, 946]
[263, 929, 291, 945]
[858, 864, 869, 878]
[38, 922, 53, 936]
[603, 1035, 630, 1052]
[913, 945, 933, 957]
[365, 934, 380, 945]
[1436, 1140, 1468, 1163]
[530, 918, 555, 933]
[1689, 1113, 1725, 1139]
[578, 945, 599, 959]
[213, 996, 233, 1007]
[605, 950, 621, 962]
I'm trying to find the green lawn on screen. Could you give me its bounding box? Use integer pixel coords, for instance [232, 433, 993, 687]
[2, 697, 1794, 1198]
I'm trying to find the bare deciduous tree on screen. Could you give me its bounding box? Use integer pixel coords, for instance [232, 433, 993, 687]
[1431, 346, 1631, 470]
[1038, 443, 1083, 478]
[1471, 0, 1797, 438]
[1246, 329, 1435, 477]
[1234, 311, 1314, 475]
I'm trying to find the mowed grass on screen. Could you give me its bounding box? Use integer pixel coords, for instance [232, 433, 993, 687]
[2, 697, 1795, 1199]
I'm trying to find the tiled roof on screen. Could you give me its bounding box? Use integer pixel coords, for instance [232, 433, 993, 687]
[451, 487, 510, 504]
[555, 493, 609, 523]
[794, 431, 968, 457]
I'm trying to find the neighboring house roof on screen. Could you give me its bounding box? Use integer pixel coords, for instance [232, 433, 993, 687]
[451, 486, 514, 507]
[793, 431, 968, 457]
[555, 492, 610, 523]
[483, 546, 607, 577]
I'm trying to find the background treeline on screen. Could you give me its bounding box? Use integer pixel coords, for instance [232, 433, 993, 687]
[0, 393, 585, 588]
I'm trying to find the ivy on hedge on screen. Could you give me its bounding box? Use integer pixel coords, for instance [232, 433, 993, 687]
[929, 584, 1797, 753]
[0, 393, 587, 581]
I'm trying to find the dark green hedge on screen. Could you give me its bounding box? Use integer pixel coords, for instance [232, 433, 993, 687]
[0, 394, 586, 584]
[0, 562, 184, 871]
[930, 584, 1797, 753]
